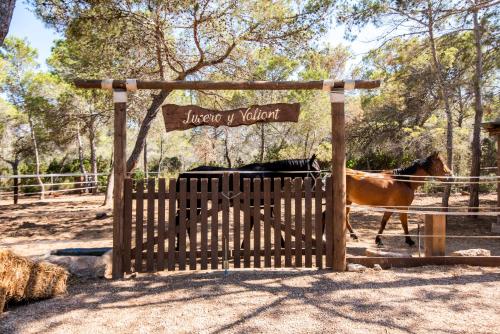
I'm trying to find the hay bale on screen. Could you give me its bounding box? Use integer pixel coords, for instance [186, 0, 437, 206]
[0, 249, 68, 306]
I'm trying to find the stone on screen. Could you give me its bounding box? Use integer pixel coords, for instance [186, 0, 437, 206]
[95, 212, 108, 219]
[373, 264, 383, 271]
[450, 249, 491, 257]
[365, 249, 412, 258]
[102, 250, 113, 279]
[43, 255, 106, 278]
[347, 263, 367, 272]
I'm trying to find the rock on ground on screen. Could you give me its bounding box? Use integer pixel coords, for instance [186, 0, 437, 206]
[450, 249, 491, 257]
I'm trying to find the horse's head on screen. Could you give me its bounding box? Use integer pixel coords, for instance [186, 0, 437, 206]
[427, 151, 453, 178]
[308, 154, 321, 178]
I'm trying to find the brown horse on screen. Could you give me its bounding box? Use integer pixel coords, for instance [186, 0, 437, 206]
[345, 152, 452, 246]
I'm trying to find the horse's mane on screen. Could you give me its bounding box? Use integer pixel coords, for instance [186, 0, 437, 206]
[238, 159, 311, 171]
[392, 155, 433, 180]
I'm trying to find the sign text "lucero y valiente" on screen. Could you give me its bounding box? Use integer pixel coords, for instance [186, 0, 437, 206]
[162, 103, 300, 132]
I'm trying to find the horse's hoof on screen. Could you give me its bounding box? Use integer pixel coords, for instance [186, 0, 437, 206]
[350, 233, 359, 241]
[405, 238, 415, 247]
[375, 237, 384, 247]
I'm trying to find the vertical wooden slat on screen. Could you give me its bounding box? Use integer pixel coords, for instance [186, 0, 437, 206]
[146, 179, 155, 272]
[315, 177, 324, 268]
[243, 179, 251, 268]
[167, 178, 177, 271]
[211, 178, 219, 269]
[200, 179, 208, 270]
[157, 178, 166, 271]
[284, 178, 292, 267]
[294, 178, 303, 267]
[123, 178, 133, 273]
[325, 176, 333, 268]
[189, 179, 198, 270]
[331, 88, 347, 271]
[253, 178, 261, 268]
[222, 173, 230, 270]
[273, 178, 282, 268]
[179, 178, 187, 270]
[112, 91, 126, 278]
[135, 180, 144, 272]
[263, 178, 272, 267]
[233, 173, 241, 268]
[304, 177, 312, 268]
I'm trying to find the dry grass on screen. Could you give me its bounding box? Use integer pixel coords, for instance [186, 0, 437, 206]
[0, 249, 68, 312]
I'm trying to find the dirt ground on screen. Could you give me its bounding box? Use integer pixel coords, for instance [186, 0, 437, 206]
[1, 193, 499, 333]
[1, 266, 499, 333]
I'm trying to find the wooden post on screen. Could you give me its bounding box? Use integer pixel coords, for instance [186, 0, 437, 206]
[331, 88, 347, 271]
[112, 89, 127, 279]
[424, 214, 446, 256]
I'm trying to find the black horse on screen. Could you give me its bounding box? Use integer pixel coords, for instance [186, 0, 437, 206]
[175, 155, 321, 249]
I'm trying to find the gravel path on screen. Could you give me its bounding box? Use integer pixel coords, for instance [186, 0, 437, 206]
[1, 266, 499, 334]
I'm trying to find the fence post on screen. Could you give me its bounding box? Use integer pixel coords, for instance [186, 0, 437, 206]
[424, 214, 446, 256]
[331, 86, 347, 271]
[112, 88, 127, 279]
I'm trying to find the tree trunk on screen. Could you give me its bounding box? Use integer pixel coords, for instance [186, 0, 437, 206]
[28, 112, 44, 199]
[426, 2, 453, 208]
[143, 139, 148, 179]
[0, 0, 15, 45]
[468, 7, 484, 212]
[76, 123, 88, 193]
[224, 129, 232, 168]
[89, 120, 98, 194]
[126, 90, 171, 172]
[259, 124, 265, 162]
[158, 137, 164, 174]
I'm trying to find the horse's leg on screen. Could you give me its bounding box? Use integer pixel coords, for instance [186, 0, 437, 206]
[271, 206, 285, 248]
[375, 211, 393, 247]
[346, 202, 358, 240]
[400, 213, 415, 246]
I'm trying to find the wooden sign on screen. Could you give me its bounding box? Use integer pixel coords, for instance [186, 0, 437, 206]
[162, 103, 300, 132]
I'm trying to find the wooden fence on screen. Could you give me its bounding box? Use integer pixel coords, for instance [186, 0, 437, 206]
[122, 174, 334, 273]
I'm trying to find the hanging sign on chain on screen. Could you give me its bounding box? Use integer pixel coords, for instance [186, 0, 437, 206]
[162, 103, 300, 132]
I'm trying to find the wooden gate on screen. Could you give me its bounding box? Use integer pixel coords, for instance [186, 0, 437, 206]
[122, 174, 333, 273]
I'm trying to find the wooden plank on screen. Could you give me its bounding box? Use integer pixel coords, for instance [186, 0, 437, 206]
[179, 179, 187, 270]
[163, 103, 300, 132]
[348, 256, 500, 268]
[200, 179, 208, 270]
[243, 178, 251, 268]
[157, 178, 166, 271]
[123, 178, 133, 273]
[294, 178, 303, 267]
[135, 180, 144, 273]
[233, 173, 241, 268]
[189, 179, 198, 270]
[304, 177, 313, 268]
[314, 177, 324, 268]
[167, 179, 177, 271]
[211, 178, 219, 269]
[222, 173, 230, 270]
[325, 177, 333, 268]
[146, 179, 156, 272]
[75, 79, 382, 91]
[112, 93, 126, 278]
[273, 178, 282, 268]
[331, 89, 347, 272]
[253, 178, 261, 268]
[263, 178, 272, 267]
[425, 214, 446, 256]
[284, 178, 292, 267]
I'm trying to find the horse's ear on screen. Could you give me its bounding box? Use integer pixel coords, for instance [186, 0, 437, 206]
[431, 151, 440, 158]
[309, 154, 317, 164]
